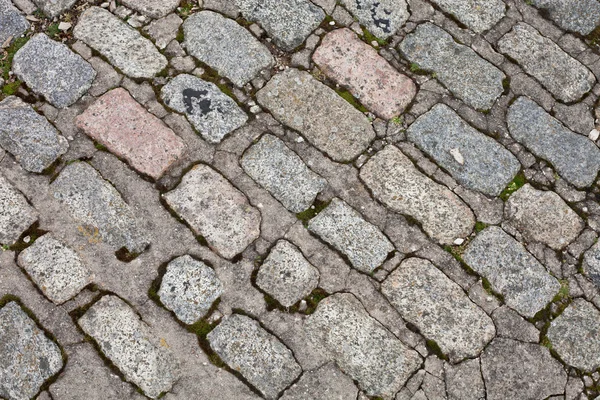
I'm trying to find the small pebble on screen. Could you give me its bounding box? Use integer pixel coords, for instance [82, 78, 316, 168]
[453, 238, 465, 245]
[589, 129, 600, 141]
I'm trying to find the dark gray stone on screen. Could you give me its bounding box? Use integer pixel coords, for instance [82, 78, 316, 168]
[32, 0, 76, 18]
[0, 0, 29, 45]
[0, 173, 38, 246]
[530, 0, 600, 35]
[340, 0, 409, 39]
[429, 0, 505, 33]
[584, 241, 600, 288]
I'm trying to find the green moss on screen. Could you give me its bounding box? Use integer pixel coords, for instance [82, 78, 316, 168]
[474, 221, 488, 233]
[177, 1, 195, 18]
[336, 89, 368, 113]
[499, 172, 526, 201]
[176, 28, 185, 43]
[362, 28, 387, 46]
[390, 116, 403, 126]
[409, 62, 428, 75]
[502, 77, 510, 91]
[540, 336, 552, 350]
[94, 142, 108, 151]
[47, 23, 60, 38]
[425, 339, 448, 361]
[0, 36, 30, 80]
[296, 200, 330, 226]
[2, 80, 22, 95]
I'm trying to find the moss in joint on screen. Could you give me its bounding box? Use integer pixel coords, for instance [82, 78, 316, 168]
[499, 172, 526, 201]
[296, 199, 331, 226]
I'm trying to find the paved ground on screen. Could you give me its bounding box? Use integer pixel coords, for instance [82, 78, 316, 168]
[2, 0, 600, 399]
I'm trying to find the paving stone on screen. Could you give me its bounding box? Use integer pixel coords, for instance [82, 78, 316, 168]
[0, 0, 29, 46]
[583, 241, 600, 289]
[340, 0, 409, 39]
[257, 68, 375, 162]
[76, 88, 185, 179]
[162, 164, 261, 259]
[232, 0, 325, 51]
[492, 306, 539, 343]
[0, 302, 63, 400]
[0, 173, 38, 246]
[12, 34, 96, 108]
[241, 134, 326, 213]
[307, 198, 394, 273]
[360, 145, 475, 245]
[281, 362, 358, 400]
[312, 28, 416, 120]
[0, 96, 68, 173]
[547, 298, 600, 372]
[504, 184, 584, 250]
[444, 358, 486, 400]
[498, 23, 595, 103]
[77, 295, 180, 399]
[399, 23, 505, 110]
[120, 0, 180, 19]
[529, 0, 600, 35]
[306, 293, 422, 398]
[183, 11, 274, 87]
[50, 162, 149, 254]
[406, 104, 519, 197]
[88, 57, 122, 97]
[481, 338, 567, 400]
[207, 314, 301, 399]
[74, 6, 167, 79]
[160, 74, 248, 144]
[31, 0, 76, 17]
[157, 255, 223, 324]
[428, 0, 505, 33]
[463, 226, 560, 318]
[17, 235, 92, 305]
[553, 102, 595, 136]
[143, 13, 183, 50]
[507, 97, 600, 188]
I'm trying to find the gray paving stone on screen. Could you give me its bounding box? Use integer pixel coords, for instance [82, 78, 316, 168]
[120, 0, 180, 19]
[74, 6, 167, 79]
[498, 23, 595, 103]
[429, 0, 505, 33]
[241, 134, 327, 213]
[340, 0, 409, 39]
[0, 96, 68, 173]
[406, 104, 520, 197]
[207, 314, 302, 400]
[492, 306, 539, 343]
[507, 97, 600, 188]
[399, 22, 505, 110]
[305, 293, 422, 398]
[143, 13, 183, 50]
[161, 74, 248, 144]
[547, 299, 600, 372]
[360, 145, 475, 245]
[162, 164, 261, 259]
[0, 0, 29, 46]
[280, 362, 358, 400]
[463, 226, 560, 318]
[0, 302, 63, 400]
[257, 68, 376, 162]
[232, 0, 325, 51]
[530, 0, 600, 35]
[308, 198, 394, 273]
[583, 241, 600, 288]
[77, 295, 180, 399]
[183, 11, 274, 87]
[444, 358, 486, 400]
[32, 0, 76, 17]
[0, 173, 38, 246]
[12, 34, 96, 108]
[382, 258, 495, 363]
[50, 162, 150, 254]
[158, 255, 223, 324]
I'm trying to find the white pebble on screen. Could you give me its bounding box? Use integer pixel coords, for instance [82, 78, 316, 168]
[453, 238, 464, 245]
[589, 129, 600, 141]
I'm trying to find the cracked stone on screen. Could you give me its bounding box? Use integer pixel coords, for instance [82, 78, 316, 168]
[529, 0, 600, 35]
[31, 0, 76, 17]
[491, 306, 539, 343]
[583, 241, 600, 289]
[280, 362, 358, 400]
[0, 0, 29, 46]
[120, 0, 180, 19]
[444, 358, 486, 400]
[143, 13, 183, 50]
[429, 0, 505, 33]
[0, 173, 38, 246]
[340, 0, 409, 39]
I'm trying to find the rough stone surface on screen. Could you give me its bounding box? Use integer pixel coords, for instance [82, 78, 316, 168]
[429, 0, 505, 33]
[12, 34, 96, 108]
[498, 23, 595, 103]
[0, 0, 29, 46]
[399, 23, 505, 110]
[32, 0, 76, 17]
[360, 145, 475, 245]
[183, 11, 274, 87]
[280, 362, 358, 400]
[463, 226, 560, 318]
[257, 68, 375, 162]
[143, 14, 183, 50]
[207, 314, 302, 399]
[507, 97, 600, 188]
[74, 7, 167, 79]
[530, 0, 600, 35]
[161, 74, 248, 144]
[313, 28, 416, 120]
[407, 104, 520, 197]
[120, 0, 180, 18]
[444, 359, 486, 400]
[241, 134, 326, 213]
[584, 241, 600, 288]
[0, 173, 38, 246]
[340, 0, 409, 39]
[0, 96, 68, 173]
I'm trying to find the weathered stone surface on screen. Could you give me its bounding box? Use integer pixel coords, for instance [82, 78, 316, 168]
[32, 0, 76, 17]
[257, 68, 375, 162]
[183, 11, 274, 87]
[308, 198, 394, 273]
[504, 184, 584, 250]
[547, 299, 600, 372]
[158, 255, 223, 325]
[207, 314, 301, 399]
[382, 258, 495, 363]
[360, 145, 475, 245]
[406, 104, 520, 197]
[74, 7, 167, 78]
[51, 162, 149, 253]
[498, 23, 595, 103]
[281, 363, 358, 400]
[399, 23, 505, 110]
[584, 241, 600, 288]
[340, 0, 409, 39]
[313, 28, 416, 120]
[143, 13, 183, 50]
[17, 235, 92, 304]
[162, 164, 261, 259]
[78, 295, 180, 399]
[0, 96, 68, 173]
[232, 0, 325, 51]
[429, 0, 505, 33]
[161, 74, 248, 144]
[305, 293, 422, 398]
[463, 227, 560, 318]
[530, 0, 600, 35]
[12, 34, 96, 108]
[77, 88, 185, 179]
[0, 173, 38, 246]
[0, 0, 29, 45]
[241, 134, 326, 213]
[444, 359, 486, 400]
[507, 97, 600, 188]
[492, 306, 540, 343]
[120, 0, 180, 18]
[481, 338, 567, 400]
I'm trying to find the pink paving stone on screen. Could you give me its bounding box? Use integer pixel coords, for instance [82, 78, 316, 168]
[76, 88, 185, 179]
[313, 28, 417, 120]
